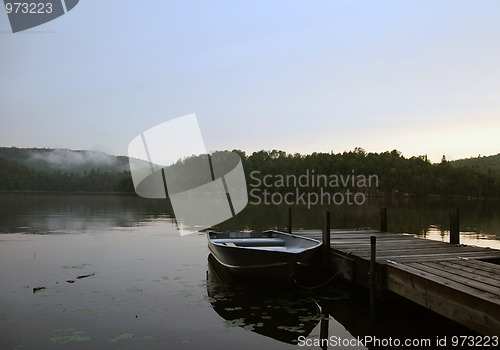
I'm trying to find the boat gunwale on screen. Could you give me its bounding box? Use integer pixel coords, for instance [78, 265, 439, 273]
[207, 230, 322, 255]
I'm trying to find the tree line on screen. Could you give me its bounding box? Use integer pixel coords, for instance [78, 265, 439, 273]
[236, 148, 500, 198]
[0, 148, 499, 197]
[0, 156, 133, 192]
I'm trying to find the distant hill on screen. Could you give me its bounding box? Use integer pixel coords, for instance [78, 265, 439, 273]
[0, 147, 130, 174]
[450, 153, 500, 173]
[0, 147, 134, 192]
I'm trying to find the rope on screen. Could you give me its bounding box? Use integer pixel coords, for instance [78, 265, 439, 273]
[293, 251, 352, 290]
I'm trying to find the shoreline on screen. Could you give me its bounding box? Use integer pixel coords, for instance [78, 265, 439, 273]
[0, 190, 499, 200]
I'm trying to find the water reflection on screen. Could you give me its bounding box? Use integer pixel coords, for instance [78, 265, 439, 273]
[323, 289, 479, 350]
[416, 225, 500, 249]
[1, 194, 499, 250]
[211, 197, 500, 248]
[0, 193, 174, 234]
[206, 254, 479, 350]
[206, 254, 322, 344]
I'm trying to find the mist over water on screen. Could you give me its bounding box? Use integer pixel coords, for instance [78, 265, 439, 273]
[0, 148, 130, 174]
[30, 149, 118, 169]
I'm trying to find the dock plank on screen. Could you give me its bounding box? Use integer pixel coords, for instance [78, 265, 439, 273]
[436, 261, 500, 284]
[386, 262, 500, 305]
[462, 259, 500, 273]
[385, 262, 500, 335]
[408, 262, 500, 296]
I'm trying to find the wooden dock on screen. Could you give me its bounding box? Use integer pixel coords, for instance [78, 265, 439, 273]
[296, 229, 500, 336]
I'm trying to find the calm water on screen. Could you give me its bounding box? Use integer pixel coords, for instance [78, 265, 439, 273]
[1, 193, 498, 349]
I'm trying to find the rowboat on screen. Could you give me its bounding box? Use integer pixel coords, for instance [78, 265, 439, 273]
[207, 230, 322, 286]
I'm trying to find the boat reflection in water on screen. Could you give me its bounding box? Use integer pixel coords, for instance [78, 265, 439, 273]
[206, 253, 323, 344]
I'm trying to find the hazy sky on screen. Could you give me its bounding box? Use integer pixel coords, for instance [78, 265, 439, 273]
[1, 1, 499, 162]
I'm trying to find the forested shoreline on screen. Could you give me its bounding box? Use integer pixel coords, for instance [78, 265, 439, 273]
[236, 149, 499, 198]
[0, 148, 499, 198]
[0, 156, 133, 192]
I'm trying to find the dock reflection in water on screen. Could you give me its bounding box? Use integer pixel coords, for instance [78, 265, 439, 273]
[206, 253, 323, 345]
[206, 252, 482, 350]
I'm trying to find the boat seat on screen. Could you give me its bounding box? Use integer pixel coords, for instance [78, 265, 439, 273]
[211, 238, 286, 247]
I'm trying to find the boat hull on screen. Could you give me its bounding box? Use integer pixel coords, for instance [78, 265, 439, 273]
[207, 253, 294, 288]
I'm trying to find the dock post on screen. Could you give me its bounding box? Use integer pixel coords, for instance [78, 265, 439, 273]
[380, 207, 387, 232]
[322, 211, 331, 251]
[369, 236, 377, 317]
[322, 212, 331, 272]
[288, 207, 292, 234]
[450, 208, 460, 245]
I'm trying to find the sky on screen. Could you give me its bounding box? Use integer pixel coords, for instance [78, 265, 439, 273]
[1, 0, 499, 163]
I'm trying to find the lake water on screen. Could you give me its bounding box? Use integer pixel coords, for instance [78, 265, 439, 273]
[1, 193, 498, 349]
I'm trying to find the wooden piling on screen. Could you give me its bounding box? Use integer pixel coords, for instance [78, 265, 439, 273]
[380, 207, 387, 232]
[322, 211, 331, 251]
[450, 208, 460, 245]
[322, 212, 331, 271]
[369, 236, 377, 317]
[287, 207, 292, 234]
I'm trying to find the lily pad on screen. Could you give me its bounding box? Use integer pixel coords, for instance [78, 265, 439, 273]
[107, 333, 134, 343]
[277, 325, 305, 333]
[224, 307, 243, 311]
[49, 329, 91, 344]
